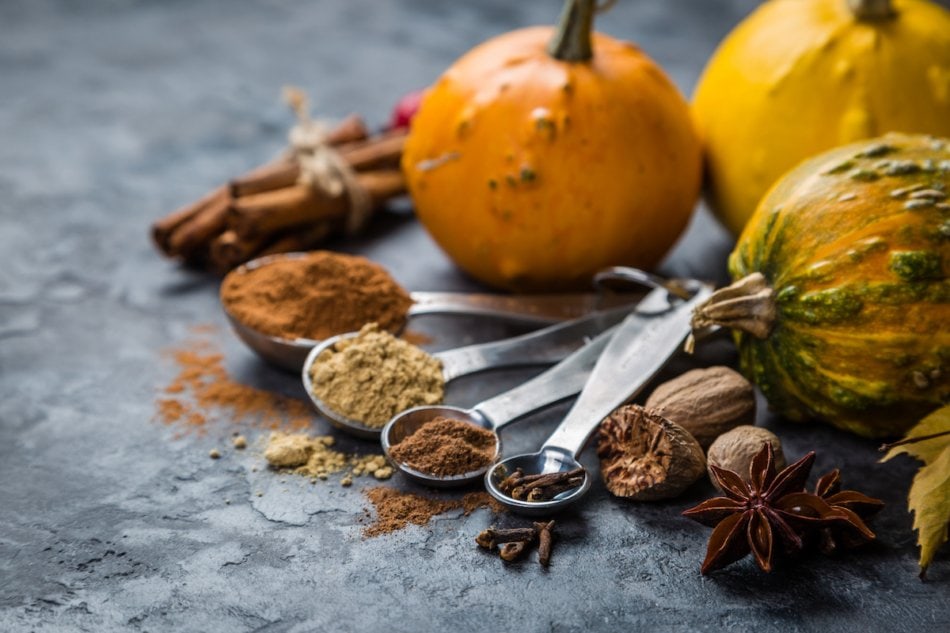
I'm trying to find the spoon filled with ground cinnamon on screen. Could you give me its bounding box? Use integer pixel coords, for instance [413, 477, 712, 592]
[220, 251, 640, 371]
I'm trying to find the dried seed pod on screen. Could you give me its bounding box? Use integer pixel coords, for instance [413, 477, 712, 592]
[706, 425, 786, 490]
[596, 405, 706, 501]
[644, 366, 755, 449]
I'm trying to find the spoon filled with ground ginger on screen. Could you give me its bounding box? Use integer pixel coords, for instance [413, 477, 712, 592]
[301, 305, 633, 439]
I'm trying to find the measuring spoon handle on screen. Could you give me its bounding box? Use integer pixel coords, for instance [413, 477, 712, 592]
[407, 291, 640, 324]
[540, 284, 714, 458]
[434, 305, 632, 382]
[471, 325, 619, 430]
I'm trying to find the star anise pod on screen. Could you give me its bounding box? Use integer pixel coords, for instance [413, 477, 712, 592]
[683, 444, 884, 574]
[810, 469, 884, 554]
[683, 443, 817, 573]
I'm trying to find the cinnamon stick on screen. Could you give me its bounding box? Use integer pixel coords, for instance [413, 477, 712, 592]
[166, 192, 231, 258]
[338, 131, 407, 171]
[151, 185, 228, 255]
[360, 169, 407, 202]
[209, 229, 271, 273]
[229, 170, 404, 239]
[256, 222, 334, 257]
[229, 114, 368, 198]
[230, 160, 299, 199]
[229, 185, 346, 239]
[150, 112, 404, 270]
[325, 113, 370, 146]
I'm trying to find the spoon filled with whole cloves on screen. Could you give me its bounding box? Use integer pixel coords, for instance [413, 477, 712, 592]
[485, 280, 714, 515]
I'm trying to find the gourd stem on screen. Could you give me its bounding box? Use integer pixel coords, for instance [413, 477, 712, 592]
[548, 0, 596, 62]
[847, 0, 896, 20]
[690, 273, 777, 341]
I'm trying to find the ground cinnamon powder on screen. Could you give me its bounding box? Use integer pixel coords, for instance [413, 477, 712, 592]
[389, 416, 496, 476]
[362, 488, 504, 538]
[156, 332, 313, 434]
[219, 251, 413, 340]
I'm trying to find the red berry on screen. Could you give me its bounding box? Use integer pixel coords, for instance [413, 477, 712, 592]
[388, 89, 425, 131]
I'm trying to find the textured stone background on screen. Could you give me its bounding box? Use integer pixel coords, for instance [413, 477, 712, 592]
[1, 1, 947, 631]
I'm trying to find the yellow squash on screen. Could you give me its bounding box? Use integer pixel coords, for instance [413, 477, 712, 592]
[693, 0, 950, 235]
[402, 0, 701, 291]
[693, 133, 950, 438]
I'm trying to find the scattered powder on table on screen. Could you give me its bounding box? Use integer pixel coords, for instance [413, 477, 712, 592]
[155, 331, 312, 434]
[400, 329, 433, 346]
[389, 416, 496, 477]
[264, 432, 393, 482]
[309, 323, 444, 427]
[361, 487, 504, 538]
[219, 250, 413, 341]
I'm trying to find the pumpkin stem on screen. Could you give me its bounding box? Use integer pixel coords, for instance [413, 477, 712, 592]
[548, 0, 597, 62]
[690, 273, 777, 343]
[847, 0, 896, 20]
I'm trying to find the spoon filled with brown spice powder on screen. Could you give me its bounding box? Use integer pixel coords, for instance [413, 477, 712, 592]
[380, 325, 619, 487]
[302, 306, 632, 438]
[220, 251, 641, 371]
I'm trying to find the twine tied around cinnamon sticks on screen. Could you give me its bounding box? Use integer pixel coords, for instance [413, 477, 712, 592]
[151, 89, 407, 274]
[283, 87, 373, 235]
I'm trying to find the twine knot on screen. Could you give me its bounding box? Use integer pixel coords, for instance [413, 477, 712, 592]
[283, 86, 373, 235]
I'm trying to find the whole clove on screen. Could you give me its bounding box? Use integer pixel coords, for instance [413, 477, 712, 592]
[475, 526, 538, 550]
[525, 480, 584, 501]
[475, 521, 557, 567]
[499, 467, 586, 502]
[535, 521, 555, 567]
[499, 541, 530, 562]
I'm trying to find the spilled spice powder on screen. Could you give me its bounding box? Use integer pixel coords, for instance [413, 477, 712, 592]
[220, 251, 413, 341]
[389, 416, 496, 477]
[263, 432, 393, 482]
[361, 487, 504, 538]
[155, 330, 313, 434]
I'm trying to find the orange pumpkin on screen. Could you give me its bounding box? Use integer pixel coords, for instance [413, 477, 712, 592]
[402, 0, 702, 291]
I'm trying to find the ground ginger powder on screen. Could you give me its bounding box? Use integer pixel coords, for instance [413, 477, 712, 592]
[264, 432, 393, 482]
[309, 323, 444, 427]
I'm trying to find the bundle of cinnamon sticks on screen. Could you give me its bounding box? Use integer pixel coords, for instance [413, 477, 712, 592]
[151, 113, 406, 273]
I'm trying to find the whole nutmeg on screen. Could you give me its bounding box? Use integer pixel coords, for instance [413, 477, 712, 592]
[597, 405, 706, 501]
[706, 425, 786, 489]
[644, 366, 755, 450]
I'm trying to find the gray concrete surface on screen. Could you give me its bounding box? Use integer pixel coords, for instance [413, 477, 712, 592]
[1, 1, 946, 631]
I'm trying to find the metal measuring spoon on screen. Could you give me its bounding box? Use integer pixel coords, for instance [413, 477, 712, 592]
[301, 305, 633, 440]
[378, 283, 684, 486]
[485, 281, 714, 515]
[593, 266, 694, 300]
[222, 253, 642, 372]
[380, 325, 619, 488]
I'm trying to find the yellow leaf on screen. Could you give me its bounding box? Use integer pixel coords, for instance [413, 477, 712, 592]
[907, 447, 950, 575]
[881, 405, 950, 577]
[882, 406, 950, 465]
